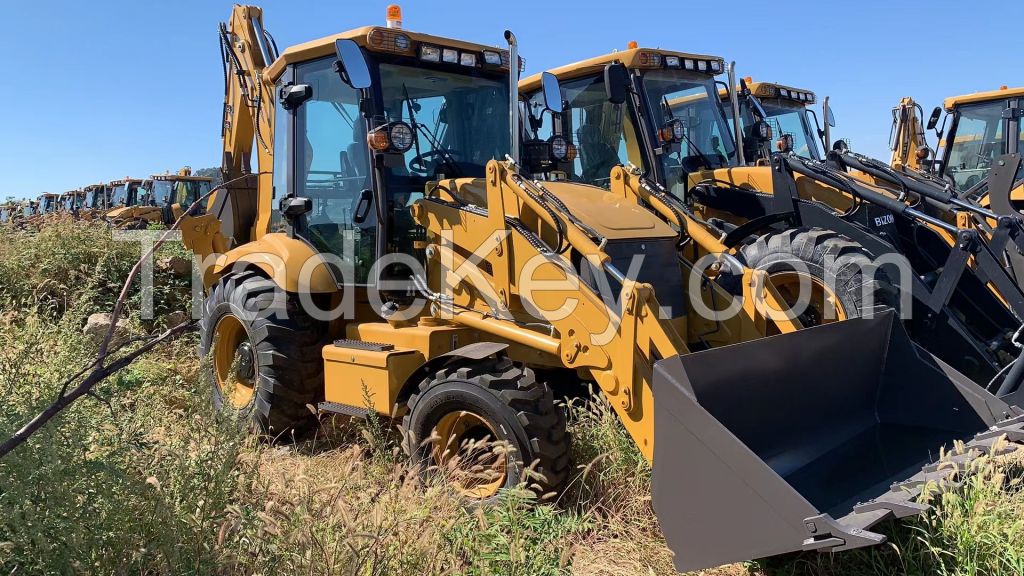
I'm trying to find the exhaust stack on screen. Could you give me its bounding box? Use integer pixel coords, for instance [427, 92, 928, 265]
[727, 62, 745, 166]
[504, 30, 519, 163]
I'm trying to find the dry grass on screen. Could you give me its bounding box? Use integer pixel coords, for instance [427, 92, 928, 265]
[2, 222, 1024, 575]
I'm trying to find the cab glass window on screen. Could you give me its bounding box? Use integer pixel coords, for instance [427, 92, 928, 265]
[528, 74, 644, 188]
[946, 100, 1006, 191]
[294, 56, 375, 284]
[642, 70, 736, 197]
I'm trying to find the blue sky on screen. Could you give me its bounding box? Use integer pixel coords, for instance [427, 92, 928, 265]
[1, 0, 1020, 198]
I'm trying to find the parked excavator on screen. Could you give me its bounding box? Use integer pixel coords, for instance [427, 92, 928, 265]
[177, 6, 1024, 572]
[525, 52, 1024, 393]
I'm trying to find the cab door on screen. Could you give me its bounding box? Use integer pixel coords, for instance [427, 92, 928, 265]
[281, 56, 378, 286]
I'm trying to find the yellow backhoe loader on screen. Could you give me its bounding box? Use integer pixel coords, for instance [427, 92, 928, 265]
[725, 79, 1024, 392]
[105, 178, 149, 228]
[0, 202, 16, 225]
[79, 183, 111, 221]
[525, 51, 1024, 394]
[57, 189, 87, 217]
[140, 168, 214, 224]
[38, 193, 59, 216]
[178, 6, 1024, 572]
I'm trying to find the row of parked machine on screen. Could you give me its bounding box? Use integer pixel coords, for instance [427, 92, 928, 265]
[0, 168, 214, 228]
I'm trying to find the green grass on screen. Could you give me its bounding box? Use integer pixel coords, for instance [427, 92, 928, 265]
[1, 221, 1023, 575]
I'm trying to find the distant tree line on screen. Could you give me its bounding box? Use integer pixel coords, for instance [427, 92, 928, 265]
[193, 167, 223, 187]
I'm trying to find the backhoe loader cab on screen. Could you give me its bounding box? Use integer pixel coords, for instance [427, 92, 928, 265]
[891, 88, 1024, 194]
[108, 178, 145, 208]
[37, 193, 59, 215]
[520, 47, 735, 198]
[727, 80, 825, 161]
[107, 178, 155, 228]
[142, 168, 214, 223]
[59, 190, 85, 214]
[933, 87, 1024, 193]
[82, 184, 110, 211]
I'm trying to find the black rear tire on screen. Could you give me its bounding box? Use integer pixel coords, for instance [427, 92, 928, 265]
[739, 228, 898, 325]
[403, 356, 569, 504]
[200, 271, 327, 437]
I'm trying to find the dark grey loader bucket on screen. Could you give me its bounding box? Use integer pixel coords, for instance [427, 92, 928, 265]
[652, 311, 1024, 572]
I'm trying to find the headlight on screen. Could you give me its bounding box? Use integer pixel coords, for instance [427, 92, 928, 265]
[665, 56, 680, 68]
[460, 53, 477, 67]
[660, 119, 685, 143]
[697, 60, 708, 72]
[393, 34, 410, 51]
[549, 135, 570, 161]
[389, 122, 415, 153]
[420, 45, 440, 62]
[710, 60, 722, 72]
[442, 48, 458, 64]
[684, 59, 695, 70]
[780, 88, 789, 98]
[483, 51, 502, 66]
[368, 121, 416, 153]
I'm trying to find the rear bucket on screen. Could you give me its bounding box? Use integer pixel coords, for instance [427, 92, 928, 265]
[652, 311, 1024, 572]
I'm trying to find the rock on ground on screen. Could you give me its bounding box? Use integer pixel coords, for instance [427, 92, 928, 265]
[83, 313, 130, 348]
[157, 256, 192, 278]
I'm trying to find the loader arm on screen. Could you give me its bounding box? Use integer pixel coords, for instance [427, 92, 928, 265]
[414, 158, 704, 459]
[419, 159, 806, 459]
[608, 164, 805, 337]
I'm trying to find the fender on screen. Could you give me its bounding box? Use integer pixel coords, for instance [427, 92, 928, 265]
[211, 232, 337, 293]
[395, 342, 510, 404]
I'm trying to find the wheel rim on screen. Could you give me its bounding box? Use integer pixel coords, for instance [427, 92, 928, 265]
[432, 411, 508, 499]
[768, 271, 847, 329]
[212, 315, 257, 409]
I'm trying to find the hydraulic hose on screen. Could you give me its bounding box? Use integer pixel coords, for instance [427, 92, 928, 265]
[786, 157, 959, 234]
[840, 152, 997, 220]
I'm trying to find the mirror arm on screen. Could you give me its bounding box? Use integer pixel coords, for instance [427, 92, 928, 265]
[822, 96, 832, 156]
[727, 62, 745, 166]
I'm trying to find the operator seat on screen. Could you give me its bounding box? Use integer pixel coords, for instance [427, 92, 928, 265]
[577, 110, 621, 186]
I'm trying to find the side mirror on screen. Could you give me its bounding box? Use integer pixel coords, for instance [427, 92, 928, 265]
[334, 39, 372, 89]
[540, 72, 563, 115]
[604, 63, 629, 105]
[826, 104, 836, 128]
[352, 189, 373, 224]
[926, 106, 942, 130]
[280, 84, 313, 111]
[279, 196, 312, 218]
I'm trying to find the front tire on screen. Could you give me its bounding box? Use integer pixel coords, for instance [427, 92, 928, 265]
[403, 357, 569, 503]
[739, 228, 898, 328]
[200, 271, 327, 437]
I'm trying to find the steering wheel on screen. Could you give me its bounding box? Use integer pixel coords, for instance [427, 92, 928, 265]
[409, 149, 463, 174]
